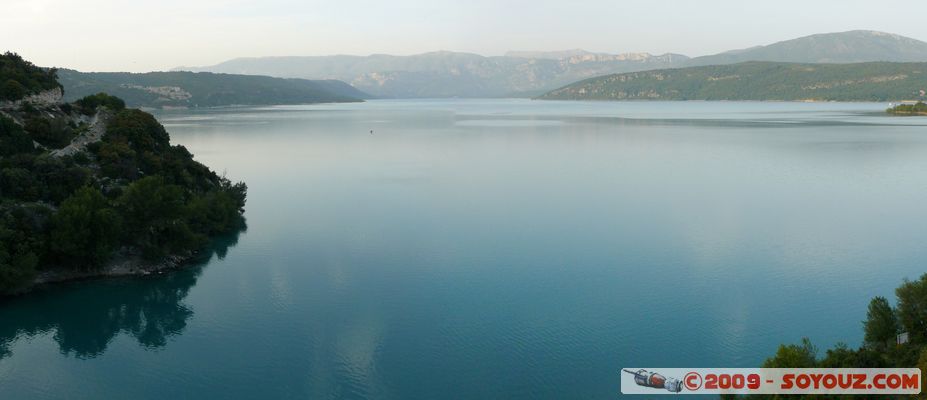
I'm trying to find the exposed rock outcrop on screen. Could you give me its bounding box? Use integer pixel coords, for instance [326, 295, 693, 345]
[0, 87, 63, 109]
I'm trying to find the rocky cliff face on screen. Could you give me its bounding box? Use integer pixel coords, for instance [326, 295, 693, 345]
[0, 87, 63, 109]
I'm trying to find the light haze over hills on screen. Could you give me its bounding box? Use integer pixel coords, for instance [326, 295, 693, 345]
[177, 31, 927, 98]
[687, 30, 927, 65]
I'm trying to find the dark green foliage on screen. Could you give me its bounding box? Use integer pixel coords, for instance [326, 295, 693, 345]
[186, 181, 248, 235]
[540, 61, 927, 102]
[49, 187, 122, 269]
[762, 338, 817, 368]
[887, 101, 927, 115]
[2, 79, 26, 101]
[0, 214, 39, 293]
[0, 154, 91, 203]
[819, 344, 885, 368]
[97, 109, 169, 179]
[96, 136, 137, 179]
[106, 109, 170, 153]
[75, 92, 125, 115]
[0, 115, 33, 156]
[0, 121, 246, 291]
[113, 175, 245, 260]
[896, 274, 927, 343]
[96, 110, 223, 193]
[87, 109, 246, 262]
[863, 296, 899, 348]
[24, 114, 75, 148]
[0, 204, 54, 293]
[0, 52, 61, 101]
[118, 176, 202, 259]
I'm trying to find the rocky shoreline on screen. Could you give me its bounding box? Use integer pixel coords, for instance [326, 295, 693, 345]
[7, 251, 198, 296]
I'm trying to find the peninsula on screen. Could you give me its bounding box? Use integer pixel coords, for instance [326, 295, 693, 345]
[0, 52, 247, 295]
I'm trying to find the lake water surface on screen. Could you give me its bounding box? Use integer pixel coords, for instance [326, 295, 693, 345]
[2, 99, 927, 399]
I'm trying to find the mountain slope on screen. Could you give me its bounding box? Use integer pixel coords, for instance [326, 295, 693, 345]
[57, 70, 366, 109]
[688, 30, 927, 66]
[539, 61, 927, 102]
[177, 51, 689, 98]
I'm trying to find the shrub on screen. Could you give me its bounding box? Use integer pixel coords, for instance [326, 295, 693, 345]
[0, 52, 61, 101]
[75, 92, 126, 115]
[50, 187, 122, 269]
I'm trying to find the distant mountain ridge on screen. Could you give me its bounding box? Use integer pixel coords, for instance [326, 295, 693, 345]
[57, 70, 367, 109]
[176, 51, 688, 98]
[176, 30, 927, 99]
[687, 30, 927, 65]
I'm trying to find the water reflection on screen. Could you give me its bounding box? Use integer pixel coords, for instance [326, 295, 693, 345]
[0, 222, 245, 359]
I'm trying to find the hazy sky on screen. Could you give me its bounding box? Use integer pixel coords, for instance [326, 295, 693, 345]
[3, 0, 927, 72]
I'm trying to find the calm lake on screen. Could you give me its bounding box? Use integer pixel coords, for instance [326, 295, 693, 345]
[2, 99, 927, 399]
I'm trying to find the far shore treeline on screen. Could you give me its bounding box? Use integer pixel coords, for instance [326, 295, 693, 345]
[540, 62, 927, 102]
[0, 52, 247, 294]
[887, 101, 927, 115]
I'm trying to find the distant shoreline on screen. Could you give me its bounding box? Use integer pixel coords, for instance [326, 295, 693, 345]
[886, 101, 927, 115]
[533, 97, 894, 103]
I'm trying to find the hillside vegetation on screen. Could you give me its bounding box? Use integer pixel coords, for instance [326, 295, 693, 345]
[0, 53, 247, 294]
[57, 69, 366, 109]
[0, 52, 61, 101]
[539, 62, 927, 102]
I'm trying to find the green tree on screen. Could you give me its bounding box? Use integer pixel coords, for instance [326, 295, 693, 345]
[50, 187, 122, 269]
[819, 343, 885, 368]
[0, 115, 33, 156]
[0, 219, 38, 293]
[119, 176, 202, 259]
[24, 115, 75, 148]
[896, 274, 927, 343]
[0, 205, 53, 293]
[1, 79, 26, 100]
[916, 347, 927, 393]
[0, 52, 61, 101]
[0, 167, 39, 201]
[762, 338, 817, 368]
[75, 92, 125, 115]
[863, 296, 898, 348]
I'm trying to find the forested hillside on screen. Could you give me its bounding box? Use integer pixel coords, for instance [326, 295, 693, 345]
[58, 69, 366, 109]
[540, 62, 927, 102]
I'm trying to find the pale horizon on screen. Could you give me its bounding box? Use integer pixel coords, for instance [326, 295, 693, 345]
[3, 0, 927, 72]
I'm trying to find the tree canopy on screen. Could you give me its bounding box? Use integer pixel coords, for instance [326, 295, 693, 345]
[0, 52, 61, 101]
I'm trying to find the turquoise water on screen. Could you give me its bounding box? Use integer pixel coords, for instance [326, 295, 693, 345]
[3, 99, 927, 399]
